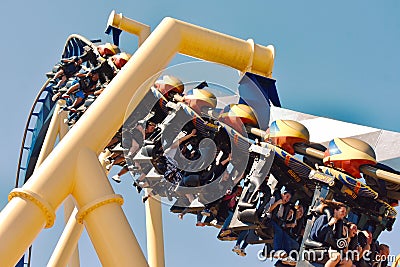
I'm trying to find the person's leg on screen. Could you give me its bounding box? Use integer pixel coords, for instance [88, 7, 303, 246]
[203, 214, 215, 224]
[112, 165, 128, 183]
[196, 212, 203, 224]
[283, 232, 298, 253]
[272, 220, 284, 252]
[63, 83, 80, 96]
[221, 210, 234, 232]
[55, 75, 67, 89]
[235, 230, 248, 246]
[233, 230, 248, 253]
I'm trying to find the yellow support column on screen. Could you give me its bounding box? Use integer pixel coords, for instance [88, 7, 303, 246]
[34, 102, 63, 168]
[73, 148, 148, 266]
[145, 191, 165, 267]
[107, 12, 165, 267]
[59, 108, 82, 267]
[47, 206, 83, 267]
[0, 13, 274, 266]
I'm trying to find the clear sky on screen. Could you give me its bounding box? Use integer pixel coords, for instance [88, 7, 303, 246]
[0, 1, 399, 266]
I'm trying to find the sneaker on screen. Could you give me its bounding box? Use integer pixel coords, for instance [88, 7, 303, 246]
[196, 222, 206, 227]
[210, 220, 223, 229]
[134, 184, 142, 194]
[106, 163, 114, 171]
[237, 249, 246, 257]
[273, 250, 287, 259]
[220, 230, 232, 237]
[112, 175, 121, 183]
[282, 256, 297, 266]
[201, 209, 211, 217]
[232, 245, 241, 254]
[61, 93, 70, 99]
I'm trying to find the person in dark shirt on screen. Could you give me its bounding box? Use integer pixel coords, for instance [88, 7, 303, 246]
[51, 56, 84, 89]
[309, 200, 350, 267]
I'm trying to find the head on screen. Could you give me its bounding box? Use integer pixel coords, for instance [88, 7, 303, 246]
[348, 223, 358, 238]
[154, 75, 184, 100]
[89, 71, 99, 81]
[97, 43, 120, 57]
[235, 186, 243, 196]
[379, 244, 390, 257]
[323, 138, 377, 178]
[266, 120, 310, 155]
[332, 203, 347, 220]
[295, 205, 304, 219]
[184, 88, 217, 115]
[111, 52, 131, 69]
[281, 191, 292, 204]
[218, 104, 258, 135]
[145, 121, 156, 134]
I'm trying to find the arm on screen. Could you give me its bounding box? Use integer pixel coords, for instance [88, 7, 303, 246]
[220, 153, 232, 166]
[170, 129, 196, 149]
[310, 215, 333, 243]
[268, 199, 283, 213]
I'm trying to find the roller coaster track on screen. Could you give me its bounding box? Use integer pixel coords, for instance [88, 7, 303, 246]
[4, 11, 400, 267]
[15, 34, 98, 188]
[14, 34, 100, 267]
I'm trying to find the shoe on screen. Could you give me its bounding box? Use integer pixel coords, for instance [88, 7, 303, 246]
[61, 93, 70, 99]
[134, 184, 142, 194]
[112, 175, 121, 183]
[220, 230, 232, 237]
[196, 222, 205, 227]
[232, 245, 241, 254]
[237, 249, 246, 257]
[273, 250, 287, 259]
[222, 236, 237, 241]
[201, 209, 211, 217]
[142, 196, 149, 203]
[282, 256, 297, 266]
[106, 163, 113, 171]
[210, 220, 223, 229]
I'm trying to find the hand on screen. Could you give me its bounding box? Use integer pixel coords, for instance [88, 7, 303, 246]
[190, 129, 197, 137]
[328, 217, 338, 226]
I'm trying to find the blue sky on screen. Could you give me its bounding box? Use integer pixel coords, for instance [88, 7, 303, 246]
[0, 1, 399, 266]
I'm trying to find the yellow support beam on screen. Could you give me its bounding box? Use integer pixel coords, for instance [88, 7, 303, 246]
[145, 192, 165, 267]
[47, 205, 83, 267]
[107, 10, 151, 46]
[0, 14, 274, 266]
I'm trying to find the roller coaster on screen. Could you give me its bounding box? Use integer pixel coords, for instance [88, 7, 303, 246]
[2, 10, 400, 267]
